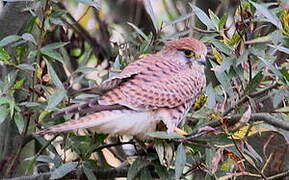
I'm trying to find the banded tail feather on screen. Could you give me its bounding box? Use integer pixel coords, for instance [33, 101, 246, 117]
[50, 98, 127, 118]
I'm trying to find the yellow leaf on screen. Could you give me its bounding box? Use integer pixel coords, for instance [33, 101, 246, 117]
[193, 94, 207, 110]
[231, 123, 271, 139]
[138, 53, 148, 58]
[212, 47, 222, 64]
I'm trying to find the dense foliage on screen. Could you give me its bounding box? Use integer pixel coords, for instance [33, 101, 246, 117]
[0, 0, 288, 179]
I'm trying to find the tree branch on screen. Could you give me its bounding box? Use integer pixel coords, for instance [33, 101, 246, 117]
[187, 112, 289, 138]
[267, 169, 289, 180]
[2, 165, 129, 180]
[222, 83, 279, 116]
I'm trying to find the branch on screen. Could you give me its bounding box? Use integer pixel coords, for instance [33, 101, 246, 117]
[187, 113, 289, 137]
[229, 113, 289, 130]
[267, 169, 289, 180]
[2, 165, 129, 180]
[222, 83, 279, 116]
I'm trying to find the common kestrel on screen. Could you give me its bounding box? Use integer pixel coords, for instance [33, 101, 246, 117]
[38, 37, 207, 138]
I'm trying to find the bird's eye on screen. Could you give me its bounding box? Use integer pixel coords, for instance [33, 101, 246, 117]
[184, 50, 195, 58]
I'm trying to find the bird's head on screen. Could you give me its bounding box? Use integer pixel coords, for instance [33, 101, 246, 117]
[161, 37, 207, 66]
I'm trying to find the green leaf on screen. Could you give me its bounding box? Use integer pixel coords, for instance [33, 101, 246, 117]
[19, 102, 41, 107]
[211, 40, 232, 55]
[155, 164, 172, 180]
[140, 167, 153, 180]
[276, 106, 289, 113]
[46, 60, 65, 89]
[249, 1, 282, 29]
[27, 50, 37, 59]
[0, 47, 11, 61]
[175, 143, 186, 180]
[244, 71, 263, 94]
[41, 49, 63, 62]
[0, 97, 10, 105]
[257, 56, 283, 78]
[13, 79, 25, 89]
[189, 4, 215, 30]
[127, 22, 149, 41]
[0, 105, 9, 125]
[41, 42, 70, 51]
[208, 9, 219, 31]
[83, 165, 97, 180]
[127, 159, 150, 180]
[47, 88, 66, 109]
[268, 44, 289, 54]
[25, 155, 54, 163]
[205, 148, 215, 170]
[74, 67, 97, 74]
[205, 83, 216, 108]
[0, 35, 21, 46]
[17, 64, 35, 71]
[280, 67, 289, 82]
[14, 112, 24, 134]
[147, 131, 184, 139]
[50, 162, 77, 179]
[21, 33, 36, 45]
[218, 14, 228, 29]
[166, 13, 193, 26]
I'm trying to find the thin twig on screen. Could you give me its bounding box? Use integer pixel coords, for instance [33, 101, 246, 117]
[222, 83, 279, 116]
[231, 136, 267, 179]
[187, 112, 289, 137]
[93, 141, 136, 152]
[192, 26, 218, 33]
[267, 169, 289, 180]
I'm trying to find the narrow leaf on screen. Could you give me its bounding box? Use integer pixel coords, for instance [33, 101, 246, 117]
[17, 64, 35, 71]
[41, 42, 69, 51]
[0, 47, 11, 61]
[249, 1, 282, 29]
[147, 131, 184, 139]
[127, 22, 149, 41]
[127, 159, 149, 180]
[244, 71, 263, 94]
[14, 112, 24, 134]
[208, 9, 219, 30]
[47, 88, 66, 109]
[41, 49, 63, 62]
[50, 162, 77, 179]
[175, 143, 186, 180]
[0, 106, 8, 125]
[46, 60, 65, 89]
[258, 56, 283, 78]
[0, 35, 21, 46]
[74, 67, 97, 74]
[22, 33, 36, 45]
[83, 165, 97, 180]
[211, 40, 232, 55]
[189, 4, 215, 30]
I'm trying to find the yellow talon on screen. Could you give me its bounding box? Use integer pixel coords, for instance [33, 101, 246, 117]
[174, 128, 188, 136]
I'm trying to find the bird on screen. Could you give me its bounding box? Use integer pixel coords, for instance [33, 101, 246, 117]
[37, 37, 207, 139]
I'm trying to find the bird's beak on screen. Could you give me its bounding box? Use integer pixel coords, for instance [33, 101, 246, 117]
[196, 55, 206, 65]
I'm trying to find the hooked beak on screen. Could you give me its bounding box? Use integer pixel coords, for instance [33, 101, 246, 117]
[196, 55, 206, 65]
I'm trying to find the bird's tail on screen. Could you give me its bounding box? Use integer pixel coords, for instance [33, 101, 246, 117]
[50, 98, 127, 118]
[37, 109, 156, 136]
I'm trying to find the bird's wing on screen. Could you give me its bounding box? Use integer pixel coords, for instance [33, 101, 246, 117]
[80, 56, 152, 93]
[99, 55, 206, 110]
